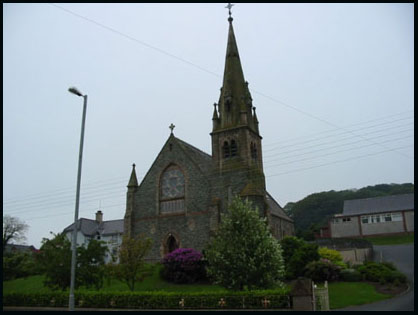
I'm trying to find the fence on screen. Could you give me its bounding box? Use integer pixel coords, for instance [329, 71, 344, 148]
[313, 281, 330, 311]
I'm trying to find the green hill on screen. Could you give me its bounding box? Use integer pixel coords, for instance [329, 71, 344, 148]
[284, 183, 414, 239]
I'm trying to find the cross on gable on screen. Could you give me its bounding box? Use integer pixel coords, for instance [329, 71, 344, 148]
[169, 123, 175, 134]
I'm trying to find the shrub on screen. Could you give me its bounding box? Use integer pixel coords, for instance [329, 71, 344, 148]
[3, 289, 291, 309]
[161, 248, 206, 284]
[340, 268, 362, 282]
[303, 259, 341, 282]
[355, 261, 407, 284]
[280, 237, 320, 280]
[2, 252, 40, 281]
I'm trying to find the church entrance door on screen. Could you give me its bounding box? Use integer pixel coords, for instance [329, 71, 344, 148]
[167, 234, 178, 254]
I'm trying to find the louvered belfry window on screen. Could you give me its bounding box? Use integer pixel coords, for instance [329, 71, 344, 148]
[230, 140, 237, 157]
[160, 165, 185, 214]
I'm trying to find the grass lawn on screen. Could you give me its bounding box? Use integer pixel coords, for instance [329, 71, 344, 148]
[3, 264, 225, 294]
[363, 233, 414, 245]
[3, 265, 398, 309]
[328, 282, 391, 309]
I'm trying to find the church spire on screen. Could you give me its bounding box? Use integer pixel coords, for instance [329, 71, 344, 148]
[213, 10, 257, 134]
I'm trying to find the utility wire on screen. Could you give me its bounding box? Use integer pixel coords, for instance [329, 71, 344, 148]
[4, 119, 414, 213]
[49, 3, 413, 160]
[263, 110, 413, 147]
[19, 142, 413, 223]
[263, 115, 413, 153]
[5, 139, 413, 217]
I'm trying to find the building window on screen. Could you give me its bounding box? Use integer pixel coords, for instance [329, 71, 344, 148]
[343, 217, 351, 222]
[384, 214, 392, 222]
[251, 142, 258, 160]
[111, 234, 118, 244]
[223, 141, 230, 159]
[391, 213, 403, 222]
[371, 215, 381, 223]
[230, 140, 237, 157]
[160, 165, 185, 214]
[361, 216, 369, 224]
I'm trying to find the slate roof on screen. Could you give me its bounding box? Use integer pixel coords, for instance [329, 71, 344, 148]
[63, 218, 124, 237]
[343, 193, 414, 216]
[4, 244, 39, 253]
[175, 137, 212, 176]
[266, 192, 293, 222]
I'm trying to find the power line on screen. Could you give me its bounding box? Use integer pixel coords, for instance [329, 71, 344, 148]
[264, 126, 414, 161]
[5, 137, 413, 217]
[19, 142, 413, 223]
[263, 115, 413, 153]
[5, 118, 412, 210]
[267, 144, 413, 178]
[49, 4, 413, 160]
[265, 134, 414, 168]
[263, 110, 414, 147]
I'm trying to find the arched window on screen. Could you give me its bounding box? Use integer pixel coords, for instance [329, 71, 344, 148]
[223, 141, 230, 159]
[230, 140, 238, 157]
[160, 165, 185, 214]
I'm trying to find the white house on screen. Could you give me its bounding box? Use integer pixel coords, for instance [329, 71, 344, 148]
[63, 211, 124, 263]
[329, 193, 414, 238]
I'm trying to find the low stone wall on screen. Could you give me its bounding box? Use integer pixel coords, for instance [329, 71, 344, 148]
[312, 238, 374, 265]
[339, 247, 373, 265]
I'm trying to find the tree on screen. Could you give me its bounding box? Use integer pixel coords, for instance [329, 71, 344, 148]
[76, 239, 108, 290]
[37, 232, 72, 290]
[37, 233, 108, 290]
[3, 215, 29, 250]
[204, 196, 285, 290]
[280, 236, 320, 280]
[289, 183, 414, 235]
[108, 235, 153, 291]
[3, 251, 40, 281]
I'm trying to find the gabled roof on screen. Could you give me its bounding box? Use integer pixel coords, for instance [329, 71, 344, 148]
[343, 193, 414, 216]
[266, 192, 293, 222]
[5, 244, 39, 253]
[63, 218, 124, 237]
[174, 136, 212, 176]
[101, 219, 124, 236]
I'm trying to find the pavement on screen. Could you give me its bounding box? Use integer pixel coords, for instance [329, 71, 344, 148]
[335, 243, 414, 311]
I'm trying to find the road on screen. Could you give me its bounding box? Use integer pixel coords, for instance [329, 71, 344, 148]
[335, 243, 414, 311]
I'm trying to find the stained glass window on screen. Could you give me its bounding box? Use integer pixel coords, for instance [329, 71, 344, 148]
[160, 165, 185, 214]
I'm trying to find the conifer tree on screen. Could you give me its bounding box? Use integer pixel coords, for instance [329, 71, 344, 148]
[205, 196, 285, 290]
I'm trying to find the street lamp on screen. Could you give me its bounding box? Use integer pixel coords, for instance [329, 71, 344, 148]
[68, 86, 88, 311]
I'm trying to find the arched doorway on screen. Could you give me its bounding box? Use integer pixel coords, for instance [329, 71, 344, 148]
[163, 233, 179, 256]
[167, 234, 178, 253]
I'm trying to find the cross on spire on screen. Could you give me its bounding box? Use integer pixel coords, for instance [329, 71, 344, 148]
[169, 123, 175, 134]
[225, 3, 234, 20]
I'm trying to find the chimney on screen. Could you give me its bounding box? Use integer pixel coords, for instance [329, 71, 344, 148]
[95, 210, 103, 223]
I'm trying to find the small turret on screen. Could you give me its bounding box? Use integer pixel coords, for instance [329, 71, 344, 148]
[127, 163, 138, 188]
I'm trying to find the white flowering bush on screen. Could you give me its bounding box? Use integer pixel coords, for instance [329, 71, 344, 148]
[204, 196, 285, 290]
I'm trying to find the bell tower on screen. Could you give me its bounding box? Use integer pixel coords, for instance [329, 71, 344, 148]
[210, 11, 266, 216]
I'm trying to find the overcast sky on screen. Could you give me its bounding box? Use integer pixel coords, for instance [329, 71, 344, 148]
[3, 3, 414, 248]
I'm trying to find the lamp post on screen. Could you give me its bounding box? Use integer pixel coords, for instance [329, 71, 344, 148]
[68, 86, 87, 311]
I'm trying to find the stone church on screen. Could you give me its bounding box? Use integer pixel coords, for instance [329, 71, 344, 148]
[124, 14, 294, 261]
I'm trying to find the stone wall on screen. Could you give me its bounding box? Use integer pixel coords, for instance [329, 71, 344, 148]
[131, 136, 212, 261]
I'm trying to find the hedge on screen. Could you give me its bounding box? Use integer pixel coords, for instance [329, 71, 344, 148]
[3, 289, 291, 309]
[312, 238, 373, 250]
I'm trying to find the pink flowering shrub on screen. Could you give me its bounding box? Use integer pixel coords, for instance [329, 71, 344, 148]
[161, 248, 206, 284]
